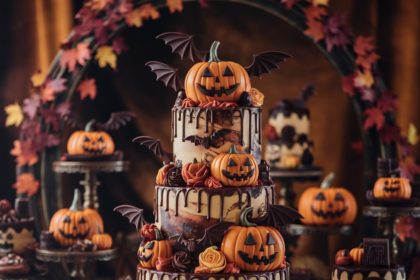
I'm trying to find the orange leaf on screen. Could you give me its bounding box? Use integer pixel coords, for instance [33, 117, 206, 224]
[363, 107, 385, 130]
[304, 20, 325, 42]
[14, 173, 40, 197]
[354, 70, 374, 88]
[77, 42, 91, 65]
[60, 48, 78, 71]
[78, 79, 97, 100]
[167, 0, 183, 13]
[10, 140, 39, 166]
[89, 0, 114, 10]
[95, 46, 117, 69]
[125, 4, 160, 27]
[41, 78, 67, 102]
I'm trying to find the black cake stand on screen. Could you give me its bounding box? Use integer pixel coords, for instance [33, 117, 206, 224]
[53, 160, 129, 209]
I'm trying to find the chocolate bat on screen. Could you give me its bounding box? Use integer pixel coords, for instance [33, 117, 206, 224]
[185, 129, 240, 149]
[245, 51, 291, 78]
[96, 111, 135, 130]
[156, 32, 207, 62]
[114, 205, 147, 230]
[145, 61, 183, 92]
[132, 136, 173, 163]
[251, 204, 302, 230]
[62, 113, 84, 129]
[301, 84, 316, 102]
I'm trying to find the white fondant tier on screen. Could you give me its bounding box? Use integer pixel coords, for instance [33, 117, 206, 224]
[172, 107, 262, 164]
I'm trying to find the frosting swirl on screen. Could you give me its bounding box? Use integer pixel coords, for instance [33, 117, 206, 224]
[165, 166, 185, 187]
[181, 98, 198, 108]
[195, 246, 226, 274]
[181, 161, 209, 186]
[156, 164, 174, 186]
[156, 256, 174, 272]
[140, 224, 157, 241]
[204, 176, 222, 189]
[250, 88, 264, 107]
[172, 251, 192, 272]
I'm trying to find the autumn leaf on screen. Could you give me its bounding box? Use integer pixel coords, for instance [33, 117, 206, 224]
[10, 140, 39, 166]
[281, 0, 297, 9]
[56, 102, 71, 117]
[13, 173, 40, 197]
[112, 36, 128, 54]
[167, 0, 183, 13]
[377, 91, 397, 112]
[60, 48, 78, 71]
[22, 95, 41, 119]
[323, 14, 351, 52]
[42, 109, 60, 131]
[89, 0, 114, 10]
[313, 0, 329, 6]
[351, 141, 364, 154]
[379, 124, 401, 144]
[41, 78, 67, 102]
[363, 107, 385, 130]
[31, 71, 46, 87]
[304, 20, 325, 42]
[304, 6, 327, 21]
[95, 46, 117, 69]
[359, 88, 376, 102]
[78, 79, 97, 100]
[77, 42, 91, 65]
[125, 4, 160, 27]
[407, 123, 418, 145]
[354, 36, 380, 70]
[342, 74, 355, 96]
[5, 103, 24, 127]
[354, 70, 374, 88]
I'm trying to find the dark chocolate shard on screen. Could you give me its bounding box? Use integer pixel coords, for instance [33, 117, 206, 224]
[114, 205, 147, 230]
[156, 32, 207, 62]
[145, 61, 183, 92]
[362, 238, 390, 266]
[245, 51, 291, 78]
[301, 84, 316, 102]
[252, 204, 302, 230]
[96, 111, 135, 131]
[196, 222, 234, 248]
[132, 136, 173, 163]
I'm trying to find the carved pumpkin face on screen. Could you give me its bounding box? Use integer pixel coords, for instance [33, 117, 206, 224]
[137, 229, 172, 269]
[298, 173, 357, 225]
[49, 189, 103, 247]
[67, 120, 115, 156]
[0, 227, 35, 254]
[185, 41, 251, 103]
[211, 145, 259, 187]
[373, 177, 412, 199]
[221, 207, 285, 271]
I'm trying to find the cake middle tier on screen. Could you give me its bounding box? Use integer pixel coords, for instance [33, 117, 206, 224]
[155, 185, 275, 239]
[172, 107, 262, 164]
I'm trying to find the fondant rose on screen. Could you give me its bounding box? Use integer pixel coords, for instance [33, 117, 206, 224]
[165, 166, 185, 187]
[195, 246, 226, 273]
[156, 256, 174, 272]
[140, 224, 157, 241]
[199, 100, 221, 108]
[263, 125, 278, 141]
[250, 88, 264, 107]
[181, 160, 209, 186]
[204, 176, 222, 189]
[335, 249, 353, 266]
[181, 98, 198, 108]
[218, 102, 238, 108]
[156, 163, 174, 185]
[224, 263, 240, 274]
[172, 251, 192, 272]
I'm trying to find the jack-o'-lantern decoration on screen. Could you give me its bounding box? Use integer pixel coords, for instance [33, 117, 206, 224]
[184, 41, 251, 103]
[91, 233, 113, 250]
[221, 207, 285, 271]
[298, 173, 357, 225]
[138, 228, 173, 269]
[67, 120, 115, 156]
[211, 145, 259, 187]
[373, 177, 412, 199]
[0, 227, 35, 254]
[49, 189, 104, 247]
[349, 246, 364, 265]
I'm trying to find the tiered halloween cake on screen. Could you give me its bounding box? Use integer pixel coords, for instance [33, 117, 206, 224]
[332, 238, 406, 280]
[264, 85, 315, 170]
[115, 32, 301, 280]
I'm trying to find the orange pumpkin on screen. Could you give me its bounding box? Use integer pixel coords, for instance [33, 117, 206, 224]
[67, 120, 115, 156]
[49, 189, 104, 247]
[298, 173, 357, 225]
[91, 233, 113, 250]
[137, 228, 173, 269]
[184, 41, 251, 103]
[373, 177, 412, 199]
[349, 246, 364, 265]
[335, 249, 353, 266]
[221, 207, 285, 271]
[211, 145, 259, 187]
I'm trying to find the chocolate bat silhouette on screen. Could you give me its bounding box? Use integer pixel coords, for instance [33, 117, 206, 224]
[145, 61, 183, 92]
[251, 204, 303, 230]
[114, 205, 148, 230]
[156, 32, 208, 63]
[132, 136, 173, 164]
[63, 111, 135, 130]
[184, 129, 240, 149]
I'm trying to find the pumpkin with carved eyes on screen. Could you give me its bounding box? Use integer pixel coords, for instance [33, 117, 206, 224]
[137, 228, 172, 269]
[211, 145, 259, 187]
[221, 207, 285, 271]
[67, 120, 115, 156]
[49, 189, 104, 247]
[373, 177, 412, 199]
[298, 173, 357, 225]
[184, 41, 251, 103]
[349, 246, 364, 265]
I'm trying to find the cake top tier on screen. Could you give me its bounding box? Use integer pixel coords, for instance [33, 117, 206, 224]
[0, 195, 33, 227]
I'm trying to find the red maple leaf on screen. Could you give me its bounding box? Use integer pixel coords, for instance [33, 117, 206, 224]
[354, 36, 380, 70]
[379, 124, 401, 144]
[56, 102, 71, 117]
[304, 20, 325, 42]
[323, 14, 351, 52]
[281, 0, 297, 9]
[118, 0, 133, 13]
[42, 109, 60, 131]
[41, 78, 67, 102]
[60, 48, 78, 71]
[77, 79, 97, 100]
[22, 95, 41, 119]
[341, 74, 355, 96]
[377, 91, 398, 112]
[304, 6, 327, 21]
[363, 107, 385, 130]
[77, 42, 91, 65]
[10, 140, 39, 166]
[112, 36, 128, 54]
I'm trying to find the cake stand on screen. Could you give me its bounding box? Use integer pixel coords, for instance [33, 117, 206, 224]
[36, 248, 117, 280]
[286, 223, 353, 236]
[53, 161, 129, 209]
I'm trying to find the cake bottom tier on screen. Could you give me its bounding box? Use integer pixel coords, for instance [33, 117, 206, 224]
[137, 265, 289, 280]
[331, 265, 406, 280]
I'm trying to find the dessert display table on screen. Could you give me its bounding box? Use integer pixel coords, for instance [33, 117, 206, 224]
[53, 161, 129, 209]
[36, 248, 117, 280]
[286, 224, 353, 236]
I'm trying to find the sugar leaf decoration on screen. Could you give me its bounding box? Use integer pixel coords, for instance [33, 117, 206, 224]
[78, 79, 97, 100]
[13, 173, 40, 197]
[95, 46, 117, 69]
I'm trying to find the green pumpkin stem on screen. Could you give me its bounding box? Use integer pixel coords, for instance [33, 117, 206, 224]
[228, 144, 239, 154]
[321, 172, 335, 189]
[240, 207, 257, 227]
[85, 119, 96, 132]
[69, 189, 84, 211]
[154, 228, 164, 241]
[208, 41, 221, 62]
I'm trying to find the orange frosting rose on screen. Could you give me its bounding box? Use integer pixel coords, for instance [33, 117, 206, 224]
[194, 246, 226, 273]
[140, 224, 157, 241]
[250, 88, 264, 107]
[181, 98, 198, 108]
[156, 163, 174, 185]
[204, 176, 222, 189]
[181, 160, 209, 186]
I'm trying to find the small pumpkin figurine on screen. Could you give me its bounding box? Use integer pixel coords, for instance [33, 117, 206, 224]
[91, 232, 113, 250]
[373, 176, 412, 200]
[298, 173, 357, 225]
[138, 228, 173, 269]
[211, 145, 259, 187]
[221, 207, 285, 271]
[49, 189, 104, 247]
[184, 41, 251, 103]
[349, 245, 364, 265]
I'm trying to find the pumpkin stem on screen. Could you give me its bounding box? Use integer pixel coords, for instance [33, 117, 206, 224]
[154, 228, 164, 241]
[193, 158, 198, 164]
[85, 119, 96, 131]
[69, 189, 84, 211]
[240, 207, 257, 227]
[321, 172, 335, 189]
[208, 41, 221, 62]
[228, 144, 239, 154]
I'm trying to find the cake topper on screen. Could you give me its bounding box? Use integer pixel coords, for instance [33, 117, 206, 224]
[64, 111, 135, 130]
[156, 32, 207, 63]
[113, 205, 148, 230]
[145, 61, 182, 92]
[252, 204, 302, 230]
[132, 136, 173, 164]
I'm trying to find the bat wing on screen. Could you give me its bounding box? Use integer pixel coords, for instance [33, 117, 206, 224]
[256, 205, 302, 230]
[184, 135, 210, 148]
[63, 113, 84, 129]
[113, 205, 147, 230]
[197, 222, 233, 248]
[301, 84, 316, 102]
[132, 136, 172, 163]
[145, 61, 183, 92]
[96, 111, 135, 131]
[245, 51, 291, 78]
[156, 32, 207, 62]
